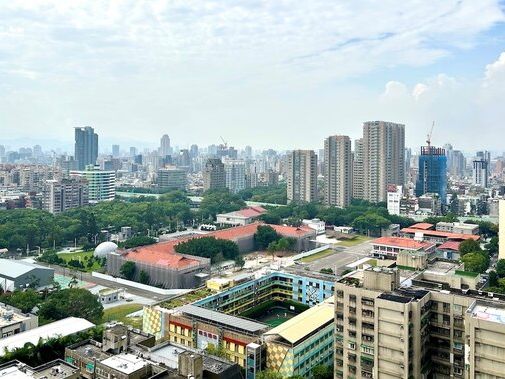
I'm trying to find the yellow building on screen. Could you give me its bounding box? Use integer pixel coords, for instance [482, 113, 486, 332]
[206, 278, 231, 291]
[264, 301, 335, 378]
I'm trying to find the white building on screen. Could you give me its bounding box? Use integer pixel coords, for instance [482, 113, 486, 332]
[223, 158, 246, 194]
[473, 159, 489, 188]
[70, 165, 115, 203]
[436, 222, 479, 235]
[386, 184, 402, 216]
[216, 206, 266, 226]
[301, 219, 326, 235]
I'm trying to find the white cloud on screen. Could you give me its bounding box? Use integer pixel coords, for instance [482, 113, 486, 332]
[483, 51, 505, 87]
[0, 0, 504, 151]
[381, 81, 408, 99]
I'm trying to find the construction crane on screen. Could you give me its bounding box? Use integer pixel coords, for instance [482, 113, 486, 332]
[219, 136, 228, 149]
[426, 121, 435, 148]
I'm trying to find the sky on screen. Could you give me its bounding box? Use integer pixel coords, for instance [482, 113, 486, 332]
[1, 0, 505, 153]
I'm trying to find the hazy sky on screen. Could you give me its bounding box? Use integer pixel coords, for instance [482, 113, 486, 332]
[2, 1, 505, 153]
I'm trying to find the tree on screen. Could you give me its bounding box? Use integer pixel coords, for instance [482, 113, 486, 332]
[1, 290, 42, 313]
[174, 237, 239, 263]
[238, 183, 287, 205]
[205, 344, 227, 358]
[120, 261, 136, 280]
[458, 239, 482, 257]
[489, 270, 499, 287]
[320, 268, 334, 275]
[267, 237, 296, 253]
[234, 255, 245, 268]
[485, 237, 499, 256]
[465, 220, 498, 238]
[312, 364, 333, 379]
[461, 252, 489, 274]
[260, 213, 281, 225]
[38, 288, 103, 324]
[352, 214, 390, 236]
[254, 225, 280, 250]
[122, 236, 156, 249]
[139, 270, 150, 285]
[69, 275, 79, 288]
[198, 190, 245, 220]
[496, 259, 505, 277]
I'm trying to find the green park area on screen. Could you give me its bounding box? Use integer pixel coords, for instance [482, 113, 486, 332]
[56, 250, 103, 272]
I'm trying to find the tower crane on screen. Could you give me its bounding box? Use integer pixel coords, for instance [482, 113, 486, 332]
[219, 136, 228, 149]
[426, 121, 435, 148]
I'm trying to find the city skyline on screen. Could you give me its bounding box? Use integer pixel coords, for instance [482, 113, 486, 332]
[1, 1, 505, 150]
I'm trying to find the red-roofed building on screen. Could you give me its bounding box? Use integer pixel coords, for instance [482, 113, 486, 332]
[437, 240, 462, 260]
[400, 227, 480, 245]
[371, 236, 436, 259]
[209, 223, 315, 252]
[216, 206, 267, 226]
[106, 240, 211, 289]
[410, 222, 434, 230]
[106, 223, 315, 288]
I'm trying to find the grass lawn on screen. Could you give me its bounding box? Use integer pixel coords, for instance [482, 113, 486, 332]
[102, 303, 143, 328]
[337, 235, 372, 247]
[57, 251, 102, 271]
[299, 248, 336, 263]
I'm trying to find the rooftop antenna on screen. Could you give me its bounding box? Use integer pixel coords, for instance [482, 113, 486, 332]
[426, 121, 434, 148]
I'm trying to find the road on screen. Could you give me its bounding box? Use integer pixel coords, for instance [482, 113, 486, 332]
[40, 263, 172, 302]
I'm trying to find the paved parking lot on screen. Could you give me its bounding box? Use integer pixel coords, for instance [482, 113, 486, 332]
[304, 240, 373, 274]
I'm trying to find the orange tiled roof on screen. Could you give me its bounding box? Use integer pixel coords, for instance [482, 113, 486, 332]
[124, 240, 199, 268]
[121, 223, 314, 267]
[236, 206, 267, 218]
[437, 241, 461, 251]
[372, 236, 435, 250]
[410, 222, 434, 230]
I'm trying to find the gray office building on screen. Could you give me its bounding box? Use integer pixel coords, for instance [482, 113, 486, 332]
[74, 127, 98, 170]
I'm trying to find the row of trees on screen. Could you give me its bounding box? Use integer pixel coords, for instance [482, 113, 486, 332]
[259, 199, 416, 236]
[0, 191, 194, 251]
[238, 183, 287, 205]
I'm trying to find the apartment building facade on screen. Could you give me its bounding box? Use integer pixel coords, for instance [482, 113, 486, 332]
[335, 266, 505, 379]
[324, 135, 352, 208]
[286, 150, 317, 203]
[362, 121, 405, 203]
[203, 158, 226, 192]
[42, 177, 89, 214]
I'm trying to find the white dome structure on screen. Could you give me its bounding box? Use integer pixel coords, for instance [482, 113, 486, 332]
[94, 242, 118, 258]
